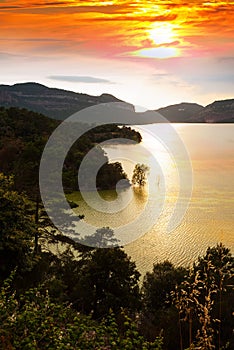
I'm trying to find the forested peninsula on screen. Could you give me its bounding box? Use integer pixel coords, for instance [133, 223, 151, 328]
[0, 107, 141, 195]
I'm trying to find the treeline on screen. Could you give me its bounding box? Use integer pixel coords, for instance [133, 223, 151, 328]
[0, 107, 141, 195]
[0, 173, 233, 349]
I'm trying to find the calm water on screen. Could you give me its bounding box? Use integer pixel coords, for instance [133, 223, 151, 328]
[70, 124, 234, 276]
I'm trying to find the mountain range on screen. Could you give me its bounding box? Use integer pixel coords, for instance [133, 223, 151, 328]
[0, 82, 233, 123]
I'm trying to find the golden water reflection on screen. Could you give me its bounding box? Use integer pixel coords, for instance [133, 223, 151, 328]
[70, 124, 234, 276]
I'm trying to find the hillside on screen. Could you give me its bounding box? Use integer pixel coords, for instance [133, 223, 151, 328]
[197, 99, 234, 123]
[155, 102, 204, 122]
[0, 83, 233, 123]
[153, 99, 234, 123]
[0, 82, 134, 120]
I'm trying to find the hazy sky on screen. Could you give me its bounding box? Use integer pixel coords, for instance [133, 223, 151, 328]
[0, 0, 233, 109]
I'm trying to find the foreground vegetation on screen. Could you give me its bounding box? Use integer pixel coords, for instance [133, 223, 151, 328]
[0, 173, 233, 349]
[0, 107, 233, 349]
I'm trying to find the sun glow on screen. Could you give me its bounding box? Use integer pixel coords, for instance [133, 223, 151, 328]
[132, 22, 181, 58]
[149, 23, 176, 45]
[135, 47, 179, 59]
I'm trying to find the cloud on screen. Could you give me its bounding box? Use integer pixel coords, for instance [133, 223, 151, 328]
[32, 1, 68, 5]
[83, 14, 178, 22]
[48, 75, 115, 84]
[0, 5, 20, 8]
[0, 51, 23, 59]
[0, 37, 67, 42]
[151, 71, 193, 89]
[152, 73, 170, 79]
[217, 56, 234, 62]
[0, 3, 132, 14]
[153, 56, 234, 96]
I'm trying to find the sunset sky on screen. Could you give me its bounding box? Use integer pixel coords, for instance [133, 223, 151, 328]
[0, 0, 233, 109]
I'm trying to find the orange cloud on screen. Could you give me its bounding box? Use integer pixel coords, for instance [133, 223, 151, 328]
[0, 0, 233, 60]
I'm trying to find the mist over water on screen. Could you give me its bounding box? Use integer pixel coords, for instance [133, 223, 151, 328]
[70, 123, 234, 276]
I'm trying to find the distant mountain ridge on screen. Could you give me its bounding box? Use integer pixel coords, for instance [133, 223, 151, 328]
[197, 99, 234, 123]
[0, 82, 133, 120]
[155, 102, 204, 122]
[0, 82, 233, 123]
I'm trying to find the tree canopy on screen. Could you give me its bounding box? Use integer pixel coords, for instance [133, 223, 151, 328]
[132, 163, 150, 186]
[0, 173, 34, 281]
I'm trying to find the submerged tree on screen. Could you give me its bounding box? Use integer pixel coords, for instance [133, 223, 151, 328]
[132, 163, 150, 186]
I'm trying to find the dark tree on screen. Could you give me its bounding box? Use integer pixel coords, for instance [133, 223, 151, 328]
[142, 261, 187, 312]
[0, 173, 35, 281]
[68, 248, 141, 318]
[132, 163, 150, 186]
[141, 261, 187, 350]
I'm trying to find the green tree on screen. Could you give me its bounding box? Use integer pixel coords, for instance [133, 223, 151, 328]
[141, 261, 187, 350]
[68, 248, 141, 319]
[0, 172, 72, 291]
[97, 161, 130, 190]
[132, 163, 150, 186]
[0, 173, 35, 281]
[142, 261, 187, 312]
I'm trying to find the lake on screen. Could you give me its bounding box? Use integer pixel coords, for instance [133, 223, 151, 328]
[69, 123, 234, 277]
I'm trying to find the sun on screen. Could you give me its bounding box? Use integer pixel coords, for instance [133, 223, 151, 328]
[131, 22, 180, 58]
[149, 23, 176, 45]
